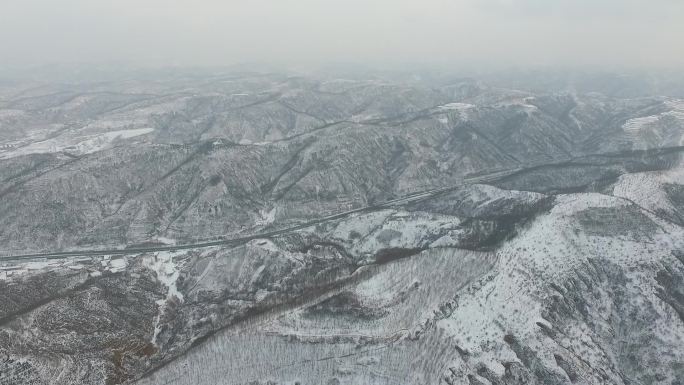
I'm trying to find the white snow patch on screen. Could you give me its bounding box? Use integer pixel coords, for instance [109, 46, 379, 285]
[0, 127, 154, 159]
[0, 259, 60, 278]
[0, 256, 96, 279]
[145, 251, 183, 302]
[68, 128, 155, 154]
[152, 236, 177, 246]
[437, 102, 475, 111]
[436, 102, 474, 120]
[255, 207, 277, 227]
[143, 251, 184, 345]
[106, 257, 127, 273]
[623, 115, 660, 132]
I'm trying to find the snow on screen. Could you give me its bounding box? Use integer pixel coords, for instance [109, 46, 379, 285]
[436, 188, 684, 376]
[70, 128, 155, 154]
[106, 257, 127, 273]
[254, 207, 277, 227]
[130, 178, 684, 384]
[612, 164, 684, 218]
[0, 256, 98, 280]
[317, 209, 461, 257]
[0, 259, 72, 278]
[435, 102, 474, 120]
[623, 98, 684, 133]
[153, 237, 177, 245]
[623, 115, 660, 132]
[437, 102, 475, 111]
[268, 247, 495, 344]
[0, 109, 25, 118]
[665, 98, 684, 117]
[144, 251, 183, 302]
[0, 127, 154, 159]
[143, 251, 184, 345]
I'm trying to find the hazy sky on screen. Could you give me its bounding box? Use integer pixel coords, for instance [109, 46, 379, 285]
[1, 0, 683, 70]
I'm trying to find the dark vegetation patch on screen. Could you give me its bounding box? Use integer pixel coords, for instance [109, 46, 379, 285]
[574, 206, 659, 241]
[304, 291, 387, 320]
[373, 247, 423, 265]
[664, 183, 684, 224]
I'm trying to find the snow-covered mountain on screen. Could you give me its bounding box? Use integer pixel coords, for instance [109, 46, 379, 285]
[0, 71, 682, 385]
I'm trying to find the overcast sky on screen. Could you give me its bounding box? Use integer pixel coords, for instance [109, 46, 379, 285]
[1, 0, 683, 70]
